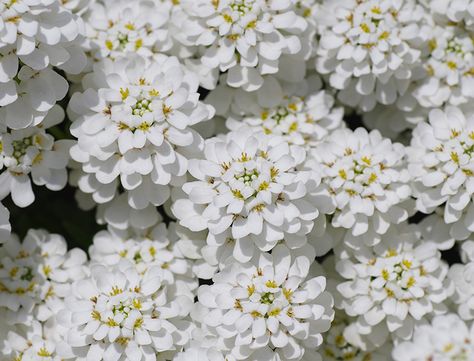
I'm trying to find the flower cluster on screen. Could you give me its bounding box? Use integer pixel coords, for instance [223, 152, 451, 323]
[3, 1, 474, 360]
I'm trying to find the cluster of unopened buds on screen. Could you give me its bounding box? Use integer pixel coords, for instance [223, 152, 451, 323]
[2, 0, 474, 360]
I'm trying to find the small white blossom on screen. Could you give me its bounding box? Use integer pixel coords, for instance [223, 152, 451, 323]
[0, 0, 86, 128]
[2, 321, 62, 361]
[226, 90, 344, 149]
[449, 240, 474, 320]
[321, 311, 392, 361]
[89, 222, 198, 300]
[409, 106, 474, 240]
[0, 106, 72, 208]
[316, 0, 425, 111]
[414, 24, 474, 108]
[430, 0, 474, 30]
[336, 226, 453, 343]
[58, 263, 193, 361]
[0, 229, 88, 326]
[175, 0, 313, 91]
[197, 244, 334, 361]
[392, 313, 474, 361]
[308, 127, 412, 248]
[69, 55, 214, 210]
[82, 0, 172, 61]
[173, 128, 332, 263]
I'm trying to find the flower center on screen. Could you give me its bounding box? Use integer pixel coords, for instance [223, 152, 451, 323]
[229, 0, 255, 15]
[132, 98, 152, 116]
[12, 136, 33, 162]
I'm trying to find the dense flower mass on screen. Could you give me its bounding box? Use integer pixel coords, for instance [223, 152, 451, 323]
[336, 226, 453, 343]
[0, 229, 87, 325]
[392, 313, 474, 361]
[409, 106, 474, 240]
[175, 0, 314, 91]
[3, 1, 474, 360]
[69, 55, 214, 209]
[196, 245, 334, 360]
[309, 127, 412, 247]
[316, 0, 425, 111]
[173, 127, 331, 262]
[83, 0, 172, 61]
[58, 263, 193, 360]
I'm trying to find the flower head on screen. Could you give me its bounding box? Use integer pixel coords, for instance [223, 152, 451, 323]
[336, 226, 453, 343]
[83, 0, 172, 61]
[197, 244, 334, 360]
[175, 0, 312, 91]
[0, 229, 88, 325]
[309, 127, 412, 247]
[59, 263, 192, 360]
[0, 106, 72, 207]
[173, 128, 330, 262]
[392, 314, 474, 361]
[69, 55, 214, 210]
[409, 106, 474, 240]
[316, 0, 425, 111]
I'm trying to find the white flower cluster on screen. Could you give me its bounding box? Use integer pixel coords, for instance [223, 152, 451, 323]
[3, 0, 474, 360]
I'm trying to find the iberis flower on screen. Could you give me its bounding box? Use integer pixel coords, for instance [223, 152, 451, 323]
[2, 321, 62, 361]
[430, 0, 474, 30]
[0, 229, 88, 325]
[321, 311, 392, 361]
[89, 222, 198, 300]
[0, 106, 72, 208]
[226, 90, 344, 149]
[409, 107, 474, 240]
[58, 263, 193, 361]
[449, 240, 474, 320]
[197, 245, 334, 361]
[316, 0, 424, 111]
[83, 0, 172, 61]
[414, 24, 474, 108]
[0, 0, 86, 129]
[336, 226, 453, 343]
[175, 0, 312, 91]
[309, 127, 412, 248]
[69, 55, 214, 210]
[392, 313, 474, 361]
[172, 128, 331, 263]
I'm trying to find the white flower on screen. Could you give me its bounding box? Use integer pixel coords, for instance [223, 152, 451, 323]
[409, 106, 474, 240]
[175, 0, 313, 91]
[322, 311, 392, 361]
[430, 0, 474, 30]
[308, 127, 412, 248]
[205, 72, 323, 119]
[316, 0, 425, 111]
[0, 66, 69, 130]
[172, 128, 331, 263]
[58, 263, 193, 361]
[83, 0, 172, 61]
[61, 0, 95, 14]
[336, 226, 453, 343]
[69, 55, 214, 210]
[2, 321, 62, 361]
[89, 222, 198, 300]
[448, 240, 474, 320]
[414, 24, 474, 108]
[392, 313, 474, 361]
[197, 244, 334, 361]
[226, 90, 344, 149]
[0, 0, 86, 128]
[0, 229, 88, 325]
[0, 0, 85, 75]
[0, 106, 72, 208]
